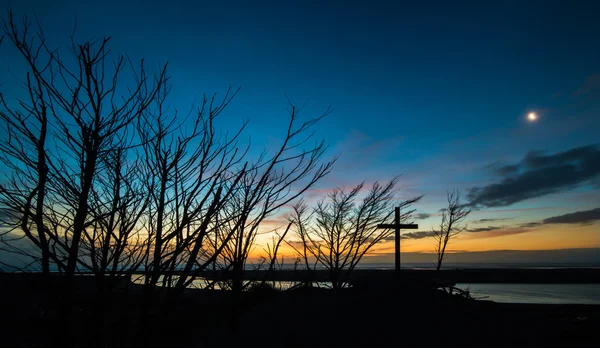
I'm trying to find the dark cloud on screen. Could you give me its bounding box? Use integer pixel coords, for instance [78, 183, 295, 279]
[483, 162, 521, 177]
[495, 164, 520, 177]
[285, 240, 305, 248]
[468, 145, 600, 208]
[472, 218, 513, 224]
[466, 226, 507, 233]
[464, 228, 531, 239]
[467, 208, 600, 237]
[542, 207, 600, 225]
[400, 231, 434, 240]
[478, 208, 600, 235]
[519, 222, 543, 228]
[415, 213, 431, 220]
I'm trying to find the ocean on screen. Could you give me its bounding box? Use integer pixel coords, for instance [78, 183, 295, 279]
[363, 263, 600, 304]
[84, 262, 600, 304]
[266, 262, 600, 304]
[353, 262, 600, 270]
[454, 283, 600, 304]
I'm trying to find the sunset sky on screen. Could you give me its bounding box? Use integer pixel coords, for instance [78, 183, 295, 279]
[1, 0, 599, 264]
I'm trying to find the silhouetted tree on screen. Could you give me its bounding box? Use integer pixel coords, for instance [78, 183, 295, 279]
[285, 200, 318, 285]
[289, 177, 421, 288]
[0, 12, 171, 345]
[432, 190, 470, 270]
[255, 222, 292, 290]
[0, 10, 335, 343]
[135, 85, 247, 323]
[222, 104, 333, 295]
[203, 104, 335, 330]
[83, 146, 151, 338]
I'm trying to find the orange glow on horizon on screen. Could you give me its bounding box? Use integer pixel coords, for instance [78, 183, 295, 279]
[250, 222, 600, 261]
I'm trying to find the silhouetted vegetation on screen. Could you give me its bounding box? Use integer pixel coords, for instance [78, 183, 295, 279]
[0, 11, 334, 344]
[1, 10, 597, 348]
[431, 190, 471, 270]
[287, 178, 421, 288]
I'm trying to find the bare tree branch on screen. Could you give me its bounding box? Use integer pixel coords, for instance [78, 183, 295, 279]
[431, 190, 471, 271]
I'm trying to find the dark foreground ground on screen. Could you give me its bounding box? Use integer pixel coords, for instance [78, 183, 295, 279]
[0, 272, 598, 347]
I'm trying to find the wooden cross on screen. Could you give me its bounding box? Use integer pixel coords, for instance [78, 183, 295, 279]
[377, 207, 418, 279]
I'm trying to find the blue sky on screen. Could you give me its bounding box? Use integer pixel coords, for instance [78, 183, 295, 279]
[1, 0, 599, 257]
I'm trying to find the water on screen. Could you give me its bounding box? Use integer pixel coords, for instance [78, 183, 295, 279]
[455, 283, 600, 304]
[373, 262, 600, 270]
[105, 263, 600, 302]
[271, 262, 600, 270]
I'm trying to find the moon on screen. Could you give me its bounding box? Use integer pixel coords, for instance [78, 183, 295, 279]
[527, 112, 538, 122]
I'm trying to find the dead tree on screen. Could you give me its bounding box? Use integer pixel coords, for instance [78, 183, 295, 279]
[217, 104, 334, 296]
[432, 190, 470, 271]
[285, 200, 318, 285]
[0, 12, 168, 342]
[254, 222, 293, 290]
[0, 15, 53, 280]
[135, 85, 251, 327]
[82, 147, 151, 338]
[0, 10, 336, 342]
[289, 178, 421, 289]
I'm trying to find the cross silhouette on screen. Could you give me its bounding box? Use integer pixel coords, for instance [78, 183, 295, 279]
[377, 207, 418, 278]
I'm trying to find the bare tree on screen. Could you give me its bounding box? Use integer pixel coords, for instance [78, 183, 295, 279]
[219, 104, 334, 296]
[288, 177, 421, 289]
[201, 104, 335, 331]
[135, 86, 250, 327]
[253, 222, 292, 291]
[286, 200, 318, 283]
[82, 147, 151, 337]
[0, 14, 53, 281]
[431, 190, 471, 271]
[0, 12, 168, 344]
[0, 10, 336, 344]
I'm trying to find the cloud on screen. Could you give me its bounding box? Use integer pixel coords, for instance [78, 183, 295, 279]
[472, 218, 513, 224]
[463, 228, 531, 239]
[363, 248, 600, 265]
[519, 222, 543, 228]
[494, 164, 520, 177]
[466, 226, 507, 233]
[284, 240, 306, 249]
[415, 213, 431, 220]
[471, 207, 557, 215]
[465, 208, 600, 240]
[468, 144, 600, 208]
[464, 221, 548, 239]
[542, 207, 600, 225]
[400, 231, 434, 240]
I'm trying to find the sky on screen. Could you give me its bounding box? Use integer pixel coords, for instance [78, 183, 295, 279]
[1, 0, 599, 264]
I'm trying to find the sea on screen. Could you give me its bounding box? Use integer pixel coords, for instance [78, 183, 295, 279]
[284, 262, 600, 305]
[379, 262, 600, 305]
[82, 262, 600, 305]
[454, 283, 600, 304]
[228, 262, 600, 304]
